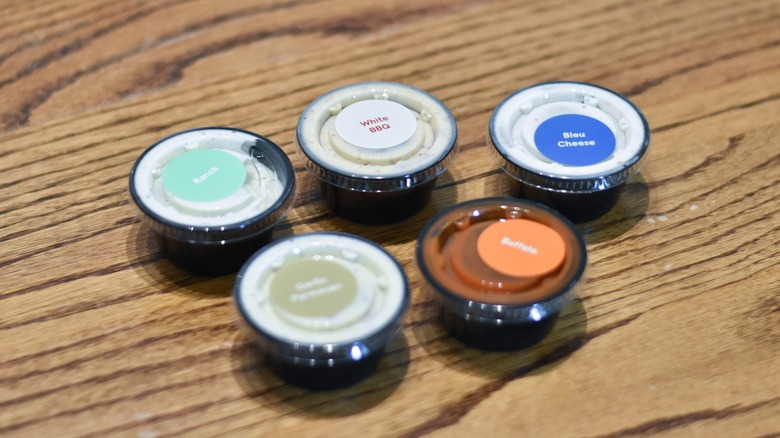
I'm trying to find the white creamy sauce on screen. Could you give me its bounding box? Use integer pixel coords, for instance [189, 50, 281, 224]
[133, 129, 284, 227]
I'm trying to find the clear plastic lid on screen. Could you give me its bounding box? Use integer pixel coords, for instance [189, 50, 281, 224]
[295, 82, 458, 192]
[416, 197, 587, 322]
[488, 82, 650, 193]
[129, 127, 296, 243]
[234, 232, 409, 366]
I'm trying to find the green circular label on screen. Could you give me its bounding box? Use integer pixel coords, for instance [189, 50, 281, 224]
[162, 149, 247, 202]
[269, 259, 357, 318]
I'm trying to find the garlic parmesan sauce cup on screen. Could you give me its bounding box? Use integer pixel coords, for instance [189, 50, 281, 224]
[234, 232, 409, 390]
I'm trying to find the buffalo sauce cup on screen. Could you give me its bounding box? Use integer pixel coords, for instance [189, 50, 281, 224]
[295, 82, 458, 224]
[233, 232, 409, 390]
[129, 127, 296, 275]
[416, 198, 587, 351]
[488, 82, 650, 223]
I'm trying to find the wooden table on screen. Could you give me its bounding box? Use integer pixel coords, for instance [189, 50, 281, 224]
[2, 0, 778, 436]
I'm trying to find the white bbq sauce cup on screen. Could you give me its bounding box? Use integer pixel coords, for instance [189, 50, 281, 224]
[295, 82, 458, 224]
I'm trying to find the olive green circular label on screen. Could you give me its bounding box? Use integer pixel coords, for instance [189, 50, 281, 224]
[162, 149, 246, 202]
[269, 259, 357, 318]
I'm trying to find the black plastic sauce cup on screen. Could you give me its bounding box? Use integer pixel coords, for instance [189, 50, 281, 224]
[295, 82, 458, 224]
[488, 82, 650, 223]
[233, 232, 409, 390]
[416, 198, 588, 351]
[129, 127, 296, 275]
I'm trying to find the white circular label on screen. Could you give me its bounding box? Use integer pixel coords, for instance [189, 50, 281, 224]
[334, 100, 417, 150]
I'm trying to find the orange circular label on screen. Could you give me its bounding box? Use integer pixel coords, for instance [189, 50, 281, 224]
[476, 219, 566, 278]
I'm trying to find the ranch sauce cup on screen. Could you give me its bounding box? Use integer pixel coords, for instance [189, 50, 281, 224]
[129, 127, 296, 275]
[489, 82, 650, 222]
[233, 232, 409, 390]
[416, 198, 587, 351]
[295, 82, 458, 224]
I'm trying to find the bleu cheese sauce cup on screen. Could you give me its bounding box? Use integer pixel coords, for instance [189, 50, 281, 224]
[129, 127, 296, 275]
[233, 232, 409, 390]
[295, 82, 458, 224]
[489, 82, 650, 222]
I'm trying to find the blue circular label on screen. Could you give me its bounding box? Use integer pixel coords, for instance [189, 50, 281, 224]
[534, 114, 616, 166]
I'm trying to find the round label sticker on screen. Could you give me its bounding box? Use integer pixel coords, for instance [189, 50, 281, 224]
[269, 259, 358, 318]
[334, 99, 417, 149]
[162, 149, 247, 202]
[534, 114, 616, 166]
[476, 219, 566, 278]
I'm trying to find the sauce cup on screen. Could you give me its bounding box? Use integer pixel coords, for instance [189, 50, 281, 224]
[416, 197, 587, 351]
[489, 82, 650, 222]
[129, 127, 296, 275]
[233, 232, 409, 390]
[295, 82, 458, 224]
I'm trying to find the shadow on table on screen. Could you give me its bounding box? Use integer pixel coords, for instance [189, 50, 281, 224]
[411, 296, 588, 380]
[230, 331, 410, 418]
[577, 174, 650, 244]
[124, 222, 237, 298]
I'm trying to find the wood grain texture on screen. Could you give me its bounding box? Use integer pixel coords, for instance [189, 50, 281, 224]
[1, 0, 778, 436]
